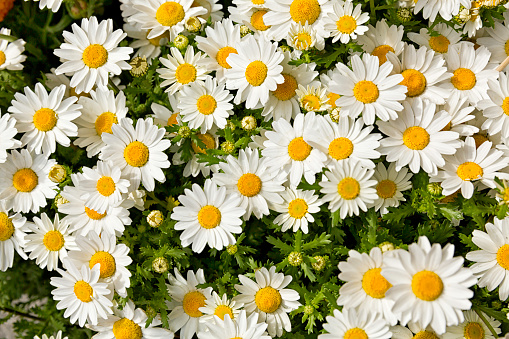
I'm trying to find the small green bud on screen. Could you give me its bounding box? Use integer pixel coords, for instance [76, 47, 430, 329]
[280, 45, 292, 53]
[288, 251, 303, 266]
[147, 210, 164, 228]
[178, 126, 191, 138]
[145, 306, 157, 319]
[152, 257, 169, 273]
[303, 305, 314, 315]
[221, 140, 235, 154]
[174, 34, 189, 49]
[241, 116, 257, 131]
[427, 182, 443, 196]
[227, 244, 238, 255]
[396, 7, 413, 23]
[185, 17, 202, 33]
[311, 255, 327, 271]
[379, 241, 395, 253]
[240, 25, 252, 37]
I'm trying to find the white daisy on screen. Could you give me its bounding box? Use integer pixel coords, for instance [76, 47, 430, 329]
[100, 117, 171, 192]
[124, 23, 168, 63]
[212, 147, 286, 220]
[330, 53, 406, 125]
[193, 0, 223, 23]
[0, 201, 27, 272]
[8, 83, 81, 155]
[50, 259, 114, 327]
[320, 308, 391, 339]
[0, 149, 57, 213]
[377, 98, 461, 175]
[27, 0, 63, 12]
[285, 22, 325, 51]
[442, 310, 501, 339]
[198, 310, 271, 339]
[234, 266, 301, 337]
[271, 186, 321, 234]
[171, 179, 245, 253]
[320, 69, 344, 119]
[262, 113, 327, 186]
[319, 160, 378, 220]
[198, 291, 243, 323]
[391, 323, 443, 339]
[54, 17, 133, 94]
[324, 0, 369, 44]
[477, 12, 509, 71]
[166, 268, 213, 339]
[295, 83, 330, 112]
[228, 7, 274, 40]
[67, 231, 132, 298]
[151, 93, 180, 131]
[477, 71, 509, 138]
[0, 111, 21, 163]
[157, 46, 209, 95]
[413, 0, 461, 21]
[24, 213, 77, 271]
[356, 19, 405, 66]
[431, 137, 509, 199]
[224, 34, 284, 109]
[440, 92, 479, 137]
[460, 1, 484, 38]
[408, 23, 462, 55]
[371, 162, 413, 215]
[0, 27, 26, 70]
[382, 236, 477, 334]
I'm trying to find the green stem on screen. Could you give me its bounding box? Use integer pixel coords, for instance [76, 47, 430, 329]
[108, 78, 120, 94]
[0, 307, 43, 321]
[369, 0, 376, 23]
[47, 15, 73, 34]
[0, 34, 17, 42]
[295, 230, 303, 252]
[473, 308, 498, 338]
[147, 191, 168, 211]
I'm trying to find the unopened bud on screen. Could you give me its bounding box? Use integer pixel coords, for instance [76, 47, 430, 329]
[49, 164, 66, 183]
[147, 210, 164, 227]
[152, 257, 169, 273]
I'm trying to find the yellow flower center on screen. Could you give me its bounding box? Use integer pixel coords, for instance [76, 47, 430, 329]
[96, 176, 116, 197]
[502, 97, 509, 116]
[336, 15, 357, 34]
[168, 112, 179, 126]
[496, 244, 509, 270]
[328, 92, 340, 108]
[214, 305, 233, 320]
[13, 168, 38, 192]
[175, 63, 197, 84]
[0, 51, 5, 66]
[156, 1, 185, 26]
[237, 173, 262, 197]
[289, 0, 321, 25]
[451, 68, 476, 90]
[250, 10, 271, 31]
[124, 141, 149, 167]
[371, 45, 395, 65]
[376, 180, 397, 199]
[353, 80, 379, 104]
[83, 44, 108, 69]
[273, 74, 298, 101]
[293, 32, 313, 50]
[43, 230, 65, 251]
[400, 69, 427, 97]
[344, 328, 368, 339]
[505, 40, 509, 56]
[245, 60, 268, 87]
[413, 331, 439, 339]
[457, 162, 483, 181]
[255, 286, 282, 313]
[197, 205, 221, 229]
[301, 94, 321, 111]
[337, 177, 360, 200]
[0, 212, 14, 241]
[89, 251, 116, 278]
[196, 94, 217, 115]
[402, 126, 430, 150]
[473, 133, 489, 148]
[328, 137, 353, 160]
[74, 280, 93, 303]
[464, 322, 485, 339]
[112, 318, 143, 339]
[361, 268, 392, 299]
[94, 112, 117, 136]
[147, 31, 169, 46]
[288, 198, 308, 219]
[33, 108, 57, 132]
[183, 291, 206, 317]
[428, 35, 450, 53]
[85, 207, 107, 220]
[252, 0, 264, 4]
[288, 137, 312, 161]
[411, 270, 443, 301]
[216, 46, 238, 69]
[192, 133, 216, 153]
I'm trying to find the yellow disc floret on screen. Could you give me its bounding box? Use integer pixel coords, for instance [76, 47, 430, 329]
[451, 68, 476, 90]
[175, 63, 197, 84]
[43, 230, 65, 251]
[273, 74, 298, 101]
[502, 97, 509, 116]
[353, 80, 379, 104]
[74, 280, 93, 303]
[13, 168, 38, 192]
[156, 1, 185, 26]
[85, 207, 107, 220]
[96, 176, 116, 197]
[376, 180, 397, 199]
[95, 112, 118, 136]
[288, 198, 308, 219]
[496, 244, 509, 270]
[112, 318, 143, 339]
[124, 141, 149, 167]
[402, 126, 430, 150]
[457, 162, 483, 181]
[429, 35, 450, 53]
[237, 173, 262, 197]
[400, 69, 427, 97]
[0, 212, 14, 241]
[344, 328, 368, 339]
[33, 108, 57, 132]
[504, 40, 509, 56]
[245, 60, 268, 87]
[192, 133, 216, 153]
[328, 137, 353, 160]
[464, 322, 485, 339]
[371, 45, 395, 65]
[196, 94, 217, 115]
[301, 94, 321, 111]
[198, 205, 222, 229]
[250, 10, 271, 31]
[289, 0, 321, 25]
[183, 291, 207, 317]
[89, 251, 116, 278]
[293, 32, 313, 50]
[255, 286, 282, 313]
[336, 15, 357, 34]
[411, 270, 443, 301]
[83, 44, 108, 69]
[361, 268, 392, 299]
[288, 137, 312, 161]
[214, 305, 233, 320]
[413, 331, 439, 339]
[0, 51, 5, 66]
[216, 46, 237, 69]
[337, 177, 360, 200]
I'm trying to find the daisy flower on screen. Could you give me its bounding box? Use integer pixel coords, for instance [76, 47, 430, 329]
[171, 179, 246, 253]
[74, 87, 129, 157]
[377, 98, 461, 175]
[413, 0, 461, 21]
[262, 113, 327, 186]
[87, 300, 174, 338]
[382, 236, 477, 334]
[295, 84, 330, 112]
[408, 23, 462, 55]
[234, 266, 301, 337]
[177, 76, 233, 133]
[431, 137, 509, 199]
[123, 23, 168, 63]
[212, 147, 286, 220]
[128, 0, 207, 40]
[271, 186, 322, 234]
[371, 162, 412, 215]
[28, 0, 62, 12]
[100, 117, 171, 192]
[78, 161, 131, 214]
[285, 22, 325, 51]
[8, 83, 82, 155]
[319, 160, 378, 220]
[166, 268, 213, 339]
[440, 92, 479, 137]
[324, 0, 369, 44]
[157, 46, 209, 95]
[466, 216, 509, 300]
[330, 53, 406, 125]
[320, 69, 344, 119]
[0, 111, 21, 163]
[460, 1, 483, 38]
[0, 27, 26, 70]
[198, 310, 271, 339]
[224, 34, 284, 109]
[193, 0, 223, 23]
[67, 231, 132, 298]
[357, 19, 405, 66]
[198, 291, 243, 323]
[0, 201, 27, 272]
[0, 149, 57, 213]
[54, 17, 133, 94]
[304, 115, 381, 169]
[477, 12, 509, 71]
[50, 259, 114, 327]
[24, 213, 77, 271]
[151, 93, 180, 131]
[337, 247, 398, 325]
[318, 307, 391, 339]
[391, 323, 443, 339]
[477, 72, 509, 138]
[442, 310, 501, 339]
